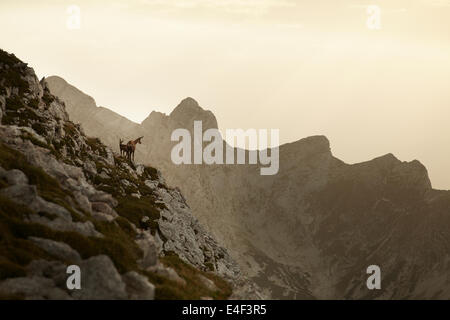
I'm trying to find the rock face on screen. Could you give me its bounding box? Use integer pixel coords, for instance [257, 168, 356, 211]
[46, 73, 450, 299]
[0, 49, 257, 300]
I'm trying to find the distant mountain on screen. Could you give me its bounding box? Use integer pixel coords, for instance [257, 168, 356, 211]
[46, 75, 450, 299]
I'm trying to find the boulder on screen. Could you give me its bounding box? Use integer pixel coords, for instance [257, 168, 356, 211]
[3, 169, 28, 185]
[136, 232, 158, 269]
[91, 211, 115, 222]
[147, 264, 186, 287]
[121, 162, 138, 180]
[71, 255, 127, 300]
[122, 271, 155, 300]
[144, 179, 158, 189]
[197, 274, 218, 292]
[98, 171, 110, 179]
[0, 276, 71, 300]
[88, 191, 118, 208]
[73, 191, 92, 214]
[26, 260, 69, 289]
[29, 237, 81, 262]
[91, 202, 118, 218]
[0, 184, 71, 221]
[83, 160, 97, 176]
[135, 164, 145, 176]
[104, 148, 115, 166]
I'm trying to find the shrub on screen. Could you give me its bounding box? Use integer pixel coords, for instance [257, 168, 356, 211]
[115, 196, 161, 234]
[0, 196, 55, 280]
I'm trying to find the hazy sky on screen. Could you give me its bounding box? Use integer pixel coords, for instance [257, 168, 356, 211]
[1, 0, 450, 189]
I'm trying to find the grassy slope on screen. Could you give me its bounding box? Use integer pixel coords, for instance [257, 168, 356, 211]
[0, 48, 232, 299]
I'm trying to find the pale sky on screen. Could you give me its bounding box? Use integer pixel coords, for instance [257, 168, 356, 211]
[1, 0, 450, 189]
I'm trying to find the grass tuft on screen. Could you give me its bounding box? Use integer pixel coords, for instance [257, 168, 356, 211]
[144, 251, 232, 300]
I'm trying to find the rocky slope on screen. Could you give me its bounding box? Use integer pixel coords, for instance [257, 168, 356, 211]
[46, 70, 450, 299]
[0, 49, 262, 300]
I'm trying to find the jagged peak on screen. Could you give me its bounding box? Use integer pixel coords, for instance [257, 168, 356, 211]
[369, 153, 400, 165]
[280, 135, 331, 157]
[170, 97, 203, 116]
[46, 75, 67, 84]
[45, 75, 98, 112]
[168, 97, 218, 129]
[352, 153, 432, 190]
[170, 97, 202, 118]
[141, 110, 169, 128]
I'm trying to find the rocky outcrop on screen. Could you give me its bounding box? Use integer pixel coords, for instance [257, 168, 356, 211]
[0, 49, 257, 300]
[46, 72, 450, 299]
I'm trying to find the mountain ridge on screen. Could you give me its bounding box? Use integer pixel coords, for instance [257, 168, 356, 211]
[45, 73, 450, 299]
[46, 75, 432, 178]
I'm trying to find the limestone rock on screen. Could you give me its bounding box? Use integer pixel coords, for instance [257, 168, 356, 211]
[196, 274, 218, 292]
[147, 264, 186, 287]
[26, 260, 69, 289]
[83, 160, 97, 176]
[88, 191, 118, 208]
[2, 168, 28, 185]
[136, 232, 158, 269]
[71, 255, 127, 300]
[0, 276, 71, 300]
[29, 237, 81, 262]
[122, 271, 155, 300]
[91, 201, 118, 218]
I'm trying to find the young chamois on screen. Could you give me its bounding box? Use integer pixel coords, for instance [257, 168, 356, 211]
[119, 139, 129, 158]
